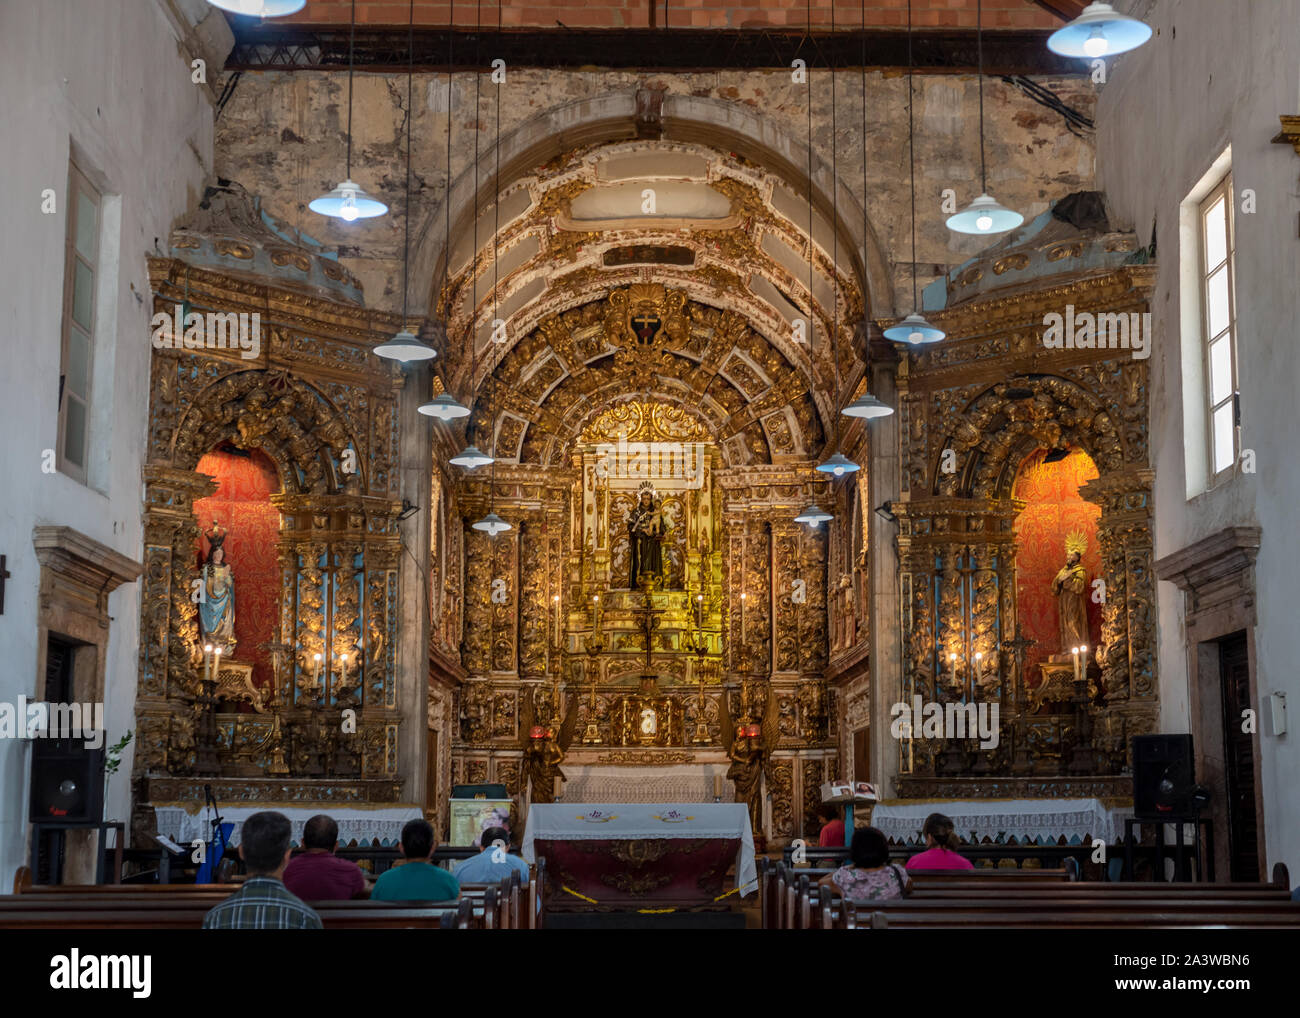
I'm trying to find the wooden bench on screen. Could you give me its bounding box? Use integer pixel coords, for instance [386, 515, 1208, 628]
[0, 896, 476, 930]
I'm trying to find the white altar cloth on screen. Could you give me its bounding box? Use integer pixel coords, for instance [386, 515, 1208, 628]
[870, 798, 1126, 845]
[151, 802, 424, 847]
[561, 764, 733, 804]
[522, 802, 757, 894]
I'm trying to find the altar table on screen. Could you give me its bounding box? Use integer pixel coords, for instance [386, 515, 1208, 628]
[151, 802, 424, 847]
[522, 803, 757, 907]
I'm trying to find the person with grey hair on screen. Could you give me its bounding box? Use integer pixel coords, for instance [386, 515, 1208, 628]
[284, 814, 370, 901]
[203, 811, 322, 929]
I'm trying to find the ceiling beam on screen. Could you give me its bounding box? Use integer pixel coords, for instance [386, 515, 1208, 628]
[226, 26, 1083, 76]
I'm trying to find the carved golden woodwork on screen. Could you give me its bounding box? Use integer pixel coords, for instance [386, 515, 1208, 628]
[134, 258, 409, 810]
[888, 265, 1157, 789]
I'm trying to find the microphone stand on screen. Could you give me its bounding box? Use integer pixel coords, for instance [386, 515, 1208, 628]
[204, 783, 228, 877]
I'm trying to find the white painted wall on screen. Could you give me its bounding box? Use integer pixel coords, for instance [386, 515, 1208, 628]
[0, 0, 216, 883]
[1097, 0, 1300, 880]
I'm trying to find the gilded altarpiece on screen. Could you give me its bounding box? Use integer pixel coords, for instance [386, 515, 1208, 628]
[134, 257, 413, 824]
[448, 286, 839, 843]
[890, 265, 1157, 797]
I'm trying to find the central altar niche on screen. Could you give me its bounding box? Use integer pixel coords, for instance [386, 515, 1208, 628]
[573, 400, 722, 694]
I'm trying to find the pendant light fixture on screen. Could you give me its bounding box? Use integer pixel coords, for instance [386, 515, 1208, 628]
[206, 0, 305, 15]
[946, 0, 1023, 236]
[792, 0, 834, 527]
[1048, 2, 1151, 58]
[375, 6, 437, 363]
[816, 2, 858, 480]
[419, 1, 472, 417]
[452, 4, 494, 472]
[310, 1, 388, 222]
[472, 0, 510, 537]
[884, 0, 945, 345]
[841, 0, 895, 422]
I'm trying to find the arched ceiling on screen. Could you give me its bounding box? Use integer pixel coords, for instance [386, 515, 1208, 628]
[435, 136, 869, 437]
[466, 283, 827, 470]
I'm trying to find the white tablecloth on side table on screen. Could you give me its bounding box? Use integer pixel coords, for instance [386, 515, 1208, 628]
[870, 798, 1126, 845]
[151, 802, 424, 847]
[522, 802, 757, 895]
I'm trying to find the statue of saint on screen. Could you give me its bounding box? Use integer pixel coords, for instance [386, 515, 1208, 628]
[1051, 533, 1089, 652]
[520, 692, 579, 804]
[720, 687, 779, 835]
[626, 483, 666, 588]
[199, 521, 236, 654]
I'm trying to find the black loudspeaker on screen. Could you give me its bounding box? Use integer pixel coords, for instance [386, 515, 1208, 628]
[29, 739, 105, 823]
[451, 783, 507, 800]
[1132, 734, 1195, 818]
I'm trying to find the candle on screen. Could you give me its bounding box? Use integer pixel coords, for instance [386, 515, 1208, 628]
[740, 592, 747, 648]
[339, 653, 349, 681]
[713, 774, 723, 800]
[1071, 646, 1080, 682]
[553, 776, 563, 800]
[212, 646, 222, 679]
[314, 652, 322, 684]
[974, 651, 983, 684]
[695, 593, 703, 630]
[948, 652, 957, 684]
[1080, 644, 1089, 681]
[203, 644, 213, 683]
[552, 594, 560, 647]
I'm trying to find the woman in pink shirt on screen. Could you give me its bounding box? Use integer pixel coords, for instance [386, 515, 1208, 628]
[905, 812, 974, 871]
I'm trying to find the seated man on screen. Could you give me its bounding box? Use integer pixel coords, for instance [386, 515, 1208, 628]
[452, 826, 531, 885]
[202, 811, 322, 929]
[284, 814, 370, 901]
[371, 818, 460, 902]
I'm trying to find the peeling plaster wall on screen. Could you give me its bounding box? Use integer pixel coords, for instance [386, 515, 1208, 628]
[0, 0, 216, 883]
[1097, 0, 1300, 882]
[214, 68, 1096, 322]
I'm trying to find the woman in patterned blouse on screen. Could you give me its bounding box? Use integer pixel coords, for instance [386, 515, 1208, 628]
[817, 826, 911, 902]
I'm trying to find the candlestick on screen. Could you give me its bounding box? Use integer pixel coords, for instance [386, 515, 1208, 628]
[948, 652, 957, 685]
[695, 593, 703, 631]
[212, 646, 222, 681]
[740, 591, 747, 650]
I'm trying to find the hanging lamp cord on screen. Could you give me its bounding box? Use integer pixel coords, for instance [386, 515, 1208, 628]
[828, 0, 842, 452]
[346, 0, 355, 179]
[977, 0, 986, 192]
[401, 0, 413, 319]
[908, 0, 919, 311]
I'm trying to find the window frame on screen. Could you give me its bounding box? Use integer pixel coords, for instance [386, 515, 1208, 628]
[1198, 173, 1239, 487]
[57, 160, 101, 484]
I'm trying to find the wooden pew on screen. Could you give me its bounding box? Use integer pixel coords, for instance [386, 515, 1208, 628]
[0, 897, 476, 930]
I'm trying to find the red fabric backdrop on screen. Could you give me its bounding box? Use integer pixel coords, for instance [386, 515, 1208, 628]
[194, 447, 281, 695]
[1012, 448, 1103, 690]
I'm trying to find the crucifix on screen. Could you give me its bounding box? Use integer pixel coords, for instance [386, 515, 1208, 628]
[632, 590, 665, 693]
[0, 554, 9, 615]
[999, 623, 1037, 714]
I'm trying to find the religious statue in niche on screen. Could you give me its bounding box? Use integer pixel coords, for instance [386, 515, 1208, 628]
[198, 520, 236, 654]
[625, 481, 668, 589]
[520, 692, 579, 805]
[1051, 532, 1089, 652]
[719, 688, 779, 835]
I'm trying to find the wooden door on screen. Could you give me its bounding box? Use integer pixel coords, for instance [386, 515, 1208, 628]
[1218, 632, 1258, 881]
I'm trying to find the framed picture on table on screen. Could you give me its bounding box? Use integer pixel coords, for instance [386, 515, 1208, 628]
[448, 798, 513, 847]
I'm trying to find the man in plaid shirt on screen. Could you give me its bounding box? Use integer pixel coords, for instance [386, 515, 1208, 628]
[203, 811, 322, 930]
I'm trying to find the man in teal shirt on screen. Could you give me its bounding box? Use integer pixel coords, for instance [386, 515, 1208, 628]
[372, 818, 460, 902]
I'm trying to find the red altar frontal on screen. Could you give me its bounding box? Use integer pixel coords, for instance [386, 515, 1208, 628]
[522, 803, 758, 909]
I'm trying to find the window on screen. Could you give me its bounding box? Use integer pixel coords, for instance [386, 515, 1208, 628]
[1199, 175, 1238, 483]
[58, 161, 101, 483]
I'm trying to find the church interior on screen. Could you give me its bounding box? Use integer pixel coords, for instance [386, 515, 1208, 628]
[3, 0, 1300, 951]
